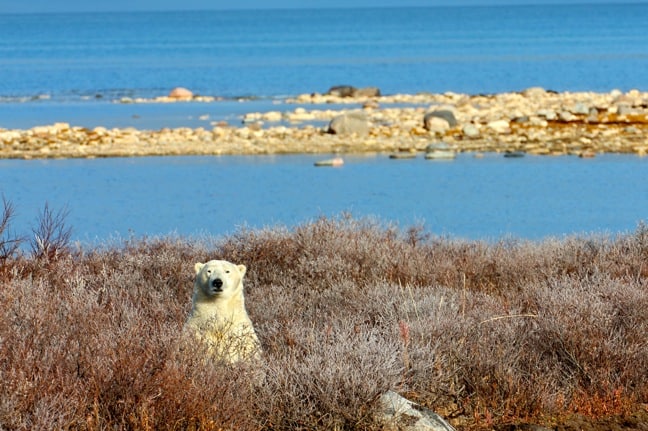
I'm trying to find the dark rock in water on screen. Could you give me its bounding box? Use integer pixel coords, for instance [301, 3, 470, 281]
[314, 156, 344, 167]
[424, 110, 457, 128]
[326, 85, 357, 98]
[354, 86, 381, 97]
[327, 111, 370, 136]
[325, 85, 381, 98]
[504, 150, 525, 158]
[389, 152, 417, 159]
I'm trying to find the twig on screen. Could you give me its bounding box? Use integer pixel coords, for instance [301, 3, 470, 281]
[479, 314, 537, 325]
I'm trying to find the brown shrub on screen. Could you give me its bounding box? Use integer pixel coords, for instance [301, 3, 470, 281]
[1, 214, 647, 430]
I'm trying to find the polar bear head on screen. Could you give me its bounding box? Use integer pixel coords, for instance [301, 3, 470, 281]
[193, 259, 247, 302]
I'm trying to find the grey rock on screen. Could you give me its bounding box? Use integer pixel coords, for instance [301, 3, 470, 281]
[354, 86, 382, 97]
[327, 111, 370, 135]
[424, 110, 457, 128]
[379, 390, 456, 431]
[326, 85, 357, 98]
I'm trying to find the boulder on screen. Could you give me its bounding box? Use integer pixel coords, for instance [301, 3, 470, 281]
[378, 390, 456, 431]
[423, 117, 450, 134]
[522, 87, 546, 98]
[168, 87, 194, 99]
[558, 111, 576, 122]
[424, 110, 457, 128]
[537, 109, 557, 121]
[326, 85, 357, 98]
[327, 111, 370, 136]
[354, 86, 381, 98]
[571, 102, 590, 115]
[325, 85, 381, 98]
[462, 124, 480, 138]
[486, 119, 511, 134]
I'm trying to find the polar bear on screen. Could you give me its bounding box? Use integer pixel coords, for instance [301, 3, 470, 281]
[184, 259, 261, 363]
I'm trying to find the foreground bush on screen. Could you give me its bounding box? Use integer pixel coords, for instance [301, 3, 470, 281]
[1, 213, 647, 430]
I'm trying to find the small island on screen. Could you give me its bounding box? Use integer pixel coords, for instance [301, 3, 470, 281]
[1, 87, 647, 159]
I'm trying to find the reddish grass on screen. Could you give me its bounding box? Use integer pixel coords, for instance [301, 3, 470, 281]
[1, 209, 647, 430]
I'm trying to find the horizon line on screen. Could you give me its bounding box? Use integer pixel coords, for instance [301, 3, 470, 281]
[2, 1, 647, 15]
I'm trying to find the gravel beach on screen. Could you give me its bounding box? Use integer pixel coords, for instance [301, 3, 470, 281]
[2, 88, 647, 159]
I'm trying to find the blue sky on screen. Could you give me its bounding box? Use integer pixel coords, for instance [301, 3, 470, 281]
[1, 0, 646, 13]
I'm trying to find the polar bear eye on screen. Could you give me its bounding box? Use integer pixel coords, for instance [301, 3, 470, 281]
[225, 270, 230, 273]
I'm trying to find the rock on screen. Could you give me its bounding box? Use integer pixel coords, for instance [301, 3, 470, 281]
[486, 119, 511, 134]
[571, 102, 590, 115]
[378, 390, 456, 431]
[423, 117, 450, 134]
[363, 100, 380, 110]
[522, 87, 546, 98]
[462, 124, 480, 138]
[354, 87, 381, 98]
[326, 85, 357, 98]
[263, 111, 283, 122]
[537, 109, 557, 120]
[425, 142, 456, 159]
[327, 111, 370, 136]
[314, 156, 344, 167]
[424, 110, 457, 128]
[168, 87, 193, 99]
[558, 111, 576, 122]
[325, 85, 381, 98]
[616, 104, 634, 116]
[528, 117, 548, 127]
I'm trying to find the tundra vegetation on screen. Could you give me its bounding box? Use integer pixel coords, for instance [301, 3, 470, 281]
[1, 199, 647, 430]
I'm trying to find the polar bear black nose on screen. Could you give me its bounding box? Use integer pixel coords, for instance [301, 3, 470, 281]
[212, 278, 223, 289]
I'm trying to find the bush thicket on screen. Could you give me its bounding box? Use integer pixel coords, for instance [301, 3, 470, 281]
[1, 207, 647, 430]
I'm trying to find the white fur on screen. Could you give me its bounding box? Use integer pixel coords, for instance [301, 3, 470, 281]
[185, 259, 260, 362]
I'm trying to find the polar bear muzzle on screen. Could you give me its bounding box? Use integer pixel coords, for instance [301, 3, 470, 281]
[212, 278, 224, 290]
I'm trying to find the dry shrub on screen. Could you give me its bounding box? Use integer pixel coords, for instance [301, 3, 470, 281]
[1, 213, 647, 430]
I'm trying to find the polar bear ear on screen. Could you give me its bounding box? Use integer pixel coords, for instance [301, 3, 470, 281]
[237, 264, 247, 277]
[194, 262, 204, 274]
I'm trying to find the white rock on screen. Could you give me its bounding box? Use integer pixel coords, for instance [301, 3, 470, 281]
[424, 117, 450, 134]
[486, 119, 511, 134]
[379, 391, 456, 431]
[263, 111, 283, 122]
[462, 123, 480, 138]
[537, 109, 557, 121]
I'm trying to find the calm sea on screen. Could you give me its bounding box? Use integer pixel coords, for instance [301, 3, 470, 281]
[0, 5, 647, 242]
[1, 4, 648, 103]
[1, 154, 647, 243]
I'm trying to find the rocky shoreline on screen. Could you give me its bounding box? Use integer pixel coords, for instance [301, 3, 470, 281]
[1, 87, 647, 159]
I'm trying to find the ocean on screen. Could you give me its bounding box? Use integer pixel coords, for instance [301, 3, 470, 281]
[1, 4, 647, 104]
[0, 4, 647, 242]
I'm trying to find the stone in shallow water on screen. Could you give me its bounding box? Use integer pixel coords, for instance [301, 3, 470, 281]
[168, 87, 193, 99]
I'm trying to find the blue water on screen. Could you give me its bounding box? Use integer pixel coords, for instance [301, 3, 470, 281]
[1, 154, 647, 243]
[1, 5, 647, 103]
[1, 5, 648, 242]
